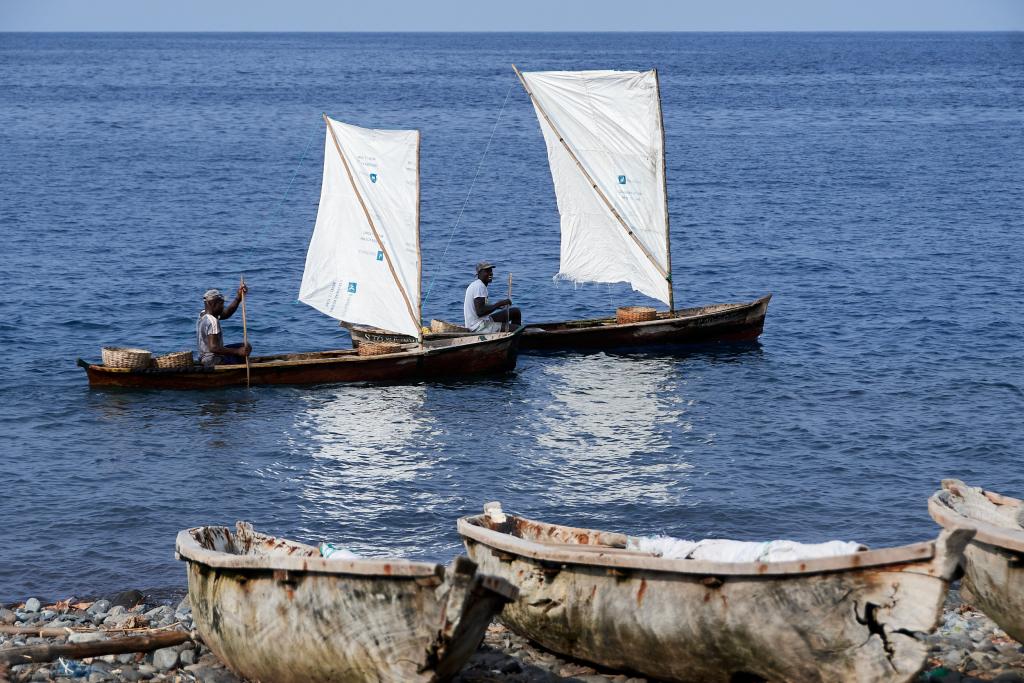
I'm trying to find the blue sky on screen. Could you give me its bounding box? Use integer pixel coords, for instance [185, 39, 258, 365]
[2, 0, 1022, 31]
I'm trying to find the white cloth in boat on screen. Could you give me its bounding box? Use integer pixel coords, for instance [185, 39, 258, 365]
[318, 542, 360, 560]
[196, 312, 221, 366]
[463, 278, 501, 332]
[626, 535, 866, 562]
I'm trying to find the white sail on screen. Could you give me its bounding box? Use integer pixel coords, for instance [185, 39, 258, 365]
[519, 69, 671, 306]
[299, 116, 421, 339]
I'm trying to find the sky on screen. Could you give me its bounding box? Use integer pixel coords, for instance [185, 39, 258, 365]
[1, 0, 1023, 32]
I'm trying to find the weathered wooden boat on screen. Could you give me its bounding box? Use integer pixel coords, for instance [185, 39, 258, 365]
[176, 522, 516, 683]
[83, 115, 521, 388]
[929, 479, 1024, 643]
[345, 294, 770, 352]
[458, 503, 973, 683]
[78, 331, 520, 389]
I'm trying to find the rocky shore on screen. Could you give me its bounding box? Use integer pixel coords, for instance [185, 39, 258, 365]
[2, 586, 1021, 683]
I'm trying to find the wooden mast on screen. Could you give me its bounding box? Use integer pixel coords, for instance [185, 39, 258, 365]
[322, 113, 420, 336]
[415, 129, 422, 343]
[653, 68, 675, 313]
[511, 64, 669, 284]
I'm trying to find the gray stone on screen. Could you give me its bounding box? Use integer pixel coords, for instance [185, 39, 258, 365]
[119, 670, 143, 682]
[175, 595, 191, 614]
[104, 590, 144, 609]
[145, 606, 173, 622]
[87, 599, 111, 615]
[968, 651, 993, 668]
[138, 664, 157, 674]
[107, 605, 127, 617]
[117, 653, 137, 664]
[0, 608, 16, 624]
[153, 646, 179, 670]
[31, 668, 52, 681]
[943, 649, 968, 668]
[993, 673, 1024, 683]
[26, 637, 47, 645]
[88, 673, 108, 683]
[69, 631, 107, 643]
[24, 598, 41, 613]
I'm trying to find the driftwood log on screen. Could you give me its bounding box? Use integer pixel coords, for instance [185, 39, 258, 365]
[0, 629, 190, 667]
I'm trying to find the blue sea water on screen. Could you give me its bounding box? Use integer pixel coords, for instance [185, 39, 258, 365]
[0, 32, 1022, 603]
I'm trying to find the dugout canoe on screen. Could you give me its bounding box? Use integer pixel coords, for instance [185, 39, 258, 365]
[176, 522, 516, 683]
[929, 479, 1024, 643]
[345, 294, 771, 352]
[78, 329, 521, 389]
[458, 502, 972, 683]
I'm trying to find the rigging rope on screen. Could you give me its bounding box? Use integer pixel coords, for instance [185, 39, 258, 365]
[422, 81, 516, 309]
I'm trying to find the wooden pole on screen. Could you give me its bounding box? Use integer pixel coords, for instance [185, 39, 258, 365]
[415, 129, 423, 344]
[653, 68, 675, 313]
[506, 272, 512, 331]
[0, 630, 190, 667]
[322, 114, 420, 336]
[511, 65, 669, 282]
[240, 274, 250, 388]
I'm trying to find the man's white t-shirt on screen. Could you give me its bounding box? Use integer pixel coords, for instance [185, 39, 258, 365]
[196, 312, 221, 365]
[464, 279, 488, 330]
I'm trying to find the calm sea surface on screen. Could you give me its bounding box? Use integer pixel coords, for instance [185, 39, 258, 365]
[0, 32, 1021, 602]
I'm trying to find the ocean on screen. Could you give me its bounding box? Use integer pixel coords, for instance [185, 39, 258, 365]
[0, 32, 1021, 602]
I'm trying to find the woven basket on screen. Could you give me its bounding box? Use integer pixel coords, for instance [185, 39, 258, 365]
[616, 306, 657, 324]
[357, 342, 403, 357]
[101, 347, 152, 369]
[153, 351, 194, 370]
[430, 319, 468, 334]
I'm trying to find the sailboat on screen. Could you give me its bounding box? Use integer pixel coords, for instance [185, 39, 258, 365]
[79, 115, 521, 389]
[346, 68, 770, 352]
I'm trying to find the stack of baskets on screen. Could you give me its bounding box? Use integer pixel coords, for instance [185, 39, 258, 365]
[615, 306, 657, 324]
[430, 319, 469, 334]
[153, 351, 194, 369]
[101, 347, 152, 369]
[357, 341, 403, 357]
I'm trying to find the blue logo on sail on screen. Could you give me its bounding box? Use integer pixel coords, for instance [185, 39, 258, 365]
[618, 175, 626, 185]
[376, 251, 384, 262]
[347, 282, 358, 294]
[369, 173, 378, 183]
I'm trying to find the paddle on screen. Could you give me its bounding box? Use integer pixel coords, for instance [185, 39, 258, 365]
[505, 273, 512, 332]
[240, 274, 250, 388]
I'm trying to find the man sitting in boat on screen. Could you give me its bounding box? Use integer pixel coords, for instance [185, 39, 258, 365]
[464, 261, 520, 333]
[197, 286, 251, 367]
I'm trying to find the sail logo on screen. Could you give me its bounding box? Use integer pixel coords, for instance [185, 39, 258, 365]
[347, 282, 358, 294]
[376, 251, 384, 261]
[618, 175, 627, 185]
[369, 173, 378, 183]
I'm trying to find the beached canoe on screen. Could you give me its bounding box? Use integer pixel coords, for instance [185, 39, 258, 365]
[78, 330, 520, 389]
[176, 522, 516, 683]
[458, 503, 972, 683]
[929, 479, 1024, 643]
[345, 294, 770, 352]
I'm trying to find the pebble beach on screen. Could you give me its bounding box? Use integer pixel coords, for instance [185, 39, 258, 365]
[2, 586, 1022, 683]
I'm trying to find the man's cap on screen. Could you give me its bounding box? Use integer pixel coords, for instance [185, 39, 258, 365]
[203, 289, 224, 301]
[476, 260, 495, 274]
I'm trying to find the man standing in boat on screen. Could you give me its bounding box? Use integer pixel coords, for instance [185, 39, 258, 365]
[464, 261, 520, 333]
[197, 285, 251, 367]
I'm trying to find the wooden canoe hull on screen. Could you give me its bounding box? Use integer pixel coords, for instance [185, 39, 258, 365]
[458, 506, 971, 683]
[177, 523, 516, 683]
[928, 481, 1024, 643]
[345, 295, 771, 352]
[80, 330, 521, 389]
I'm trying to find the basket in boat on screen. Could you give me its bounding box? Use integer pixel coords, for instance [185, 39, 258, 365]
[153, 351, 194, 370]
[101, 346, 152, 369]
[616, 306, 657, 324]
[357, 341, 403, 357]
[431, 319, 468, 334]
